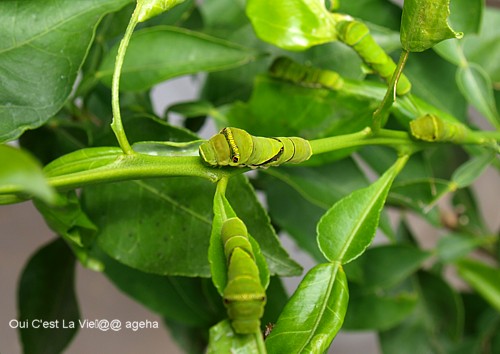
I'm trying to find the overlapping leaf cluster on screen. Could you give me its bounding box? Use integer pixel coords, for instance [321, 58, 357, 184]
[1, 0, 499, 353]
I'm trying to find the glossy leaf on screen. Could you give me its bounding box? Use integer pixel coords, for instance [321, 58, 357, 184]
[260, 159, 395, 261]
[227, 177, 302, 277]
[97, 26, 258, 91]
[246, 0, 339, 51]
[380, 271, 464, 353]
[345, 244, 431, 290]
[0, 145, 56, 205]
[137, 0, 186, 23]
[433, 39, 465, 66]
[227, 76, 377, 140]
[98, 249, 225, 327]
[18, 239, 80, 354]
[0, 0, 131, 143]
[317, 156, 408, 264]
[82, 174, 300, 277]
[34, 192, 101, 271]
[342, 286, 417, 331]
[456, 259, 500, 312]
[208, 186, 270, 295]
[207, 320, 265, 353]
[456, 63, 500, 129]
[400, 0, 463, 52]
[265, 263, 349, 354]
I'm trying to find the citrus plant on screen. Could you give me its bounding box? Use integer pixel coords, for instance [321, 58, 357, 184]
[1, 0, 500, 353]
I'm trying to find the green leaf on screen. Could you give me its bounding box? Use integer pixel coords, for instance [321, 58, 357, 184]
[265, 263, 349, 353]
[18, 239, 80, 354]
[463, 8, 500, 84]
[167, 100, 215, 118]
[456, 63, 500, 129]
[452, 188, 491, 237]
[0, 0, 132, 143]
[200, 0, 248, 35]
[456, 259, 500, 312]
[246, 0, 339, 51]
[317, 156, 408, 264]
[137, 0, 186, 23]
[342, 286, 417, 331]
[228, 177, 302, 277]
[433, 39, 466, 66]
[208, 185, 270, 295]
[94, 114, 199, 146]
[260, 158, 395, 261]
[99, 249, 225, 327]
[164, 318, 209, 354]
[449, 0, 483, 36]
[336, 0, 402, 31]
[207, 320, 265, 353]
[400, 0, 463, 52]
[34, 191, 101, 271]
[404, 50, 467, 122]
[97, 26, 258, 91]
[437, 233, 495, 263]
[261, 277, 289, 327]
[380, 271, 464, 353]
[345, 245, 431, 290]
[451, 150, 496, 189]
[82, 177, 214, 277]
[0, 145, 56, 205]
[227, 75, 376, 140]
[82, 175, 300, 277]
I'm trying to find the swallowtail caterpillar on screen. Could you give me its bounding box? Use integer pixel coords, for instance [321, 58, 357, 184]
[269, 57, 344, 90]
[199, 127, 312, 168]
[337, 20, 412, 96]
[221, 217, 266, 334]
[410, 114, 469, 143]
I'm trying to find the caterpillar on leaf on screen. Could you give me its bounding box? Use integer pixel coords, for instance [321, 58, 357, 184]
[221, 217, 266, 334]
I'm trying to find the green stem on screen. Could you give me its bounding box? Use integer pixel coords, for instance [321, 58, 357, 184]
[110, 3, 143, 155]
[255, 331, 268, 354]
[309, 127, 425, 155]
[372, 50, 410, 131]
[48, 155, 236, 189]
[215, 177, 229, 220]
[0, 155, 239, 204]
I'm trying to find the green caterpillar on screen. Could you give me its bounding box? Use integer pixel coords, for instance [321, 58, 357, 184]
[410, 114, 469, 143]
[199, 127, 312, 168]
[337, 20, 412, 96]
[221, 217, 266, 334]
[269, 57, 344, 90]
